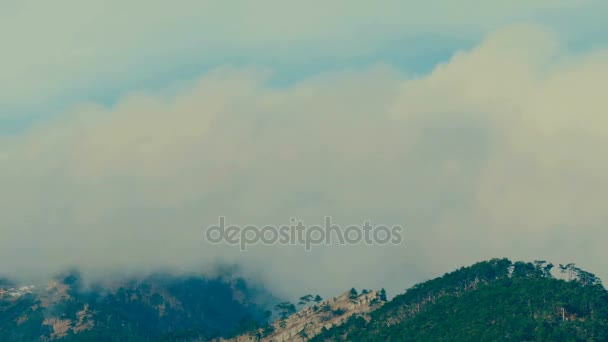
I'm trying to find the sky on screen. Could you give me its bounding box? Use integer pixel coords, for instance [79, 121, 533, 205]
[1, 1, 608, 298]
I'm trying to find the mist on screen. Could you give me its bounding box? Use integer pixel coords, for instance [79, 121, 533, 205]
[1, 25, 608, 299]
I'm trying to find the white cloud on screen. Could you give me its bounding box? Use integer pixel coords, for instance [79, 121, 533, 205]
[1, 25, 608, 298]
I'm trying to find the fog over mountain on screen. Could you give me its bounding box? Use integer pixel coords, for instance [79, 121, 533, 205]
[1, 20, 608, 300]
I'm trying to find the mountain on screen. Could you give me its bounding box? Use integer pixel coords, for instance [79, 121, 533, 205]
[222, 289, 386, 342]
[3, 259, 607, 341]
[310, 259, 608, 342]
[0, 272, 274, 342]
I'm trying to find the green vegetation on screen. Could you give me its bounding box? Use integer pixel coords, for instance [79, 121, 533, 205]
[0, 274, 272, 342]
[3, 259, 606, 341]
[275, 301, 297, 319]
[312, 259, 608, 342]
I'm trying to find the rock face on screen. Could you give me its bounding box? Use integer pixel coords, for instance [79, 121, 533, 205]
[223, 289, 386, 342]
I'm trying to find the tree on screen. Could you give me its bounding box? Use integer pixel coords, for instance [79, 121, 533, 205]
[572, 267, 602, 287]
[379, 288, 387, 301]
[320, 303, 332, 313]
[559, 263, 576, 281]
[275, 302, 296, 320]
[533, 260, 554, 278]
[298, 294, 314, 306]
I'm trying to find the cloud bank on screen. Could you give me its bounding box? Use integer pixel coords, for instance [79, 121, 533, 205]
[1, 25, 607, 298]
[1, 0, 603, 117]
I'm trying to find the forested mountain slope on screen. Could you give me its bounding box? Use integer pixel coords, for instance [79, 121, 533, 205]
[0, 273, 272, 342]
[311, 259, 608, 342]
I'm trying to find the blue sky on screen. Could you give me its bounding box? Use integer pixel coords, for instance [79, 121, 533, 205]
[0, 32, 467, 132]
[2, 1, 608, 297]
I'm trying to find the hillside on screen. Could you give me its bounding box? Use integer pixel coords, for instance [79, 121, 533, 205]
[2, 259, 606, 341]
[311, 259, 608, 342]
[222, 289, 386, 342]
[0, 273, 273, 342]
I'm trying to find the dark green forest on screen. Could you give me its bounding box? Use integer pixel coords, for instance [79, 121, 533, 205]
[312, 259, 608, 342]
[0, 273, 272, 341]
